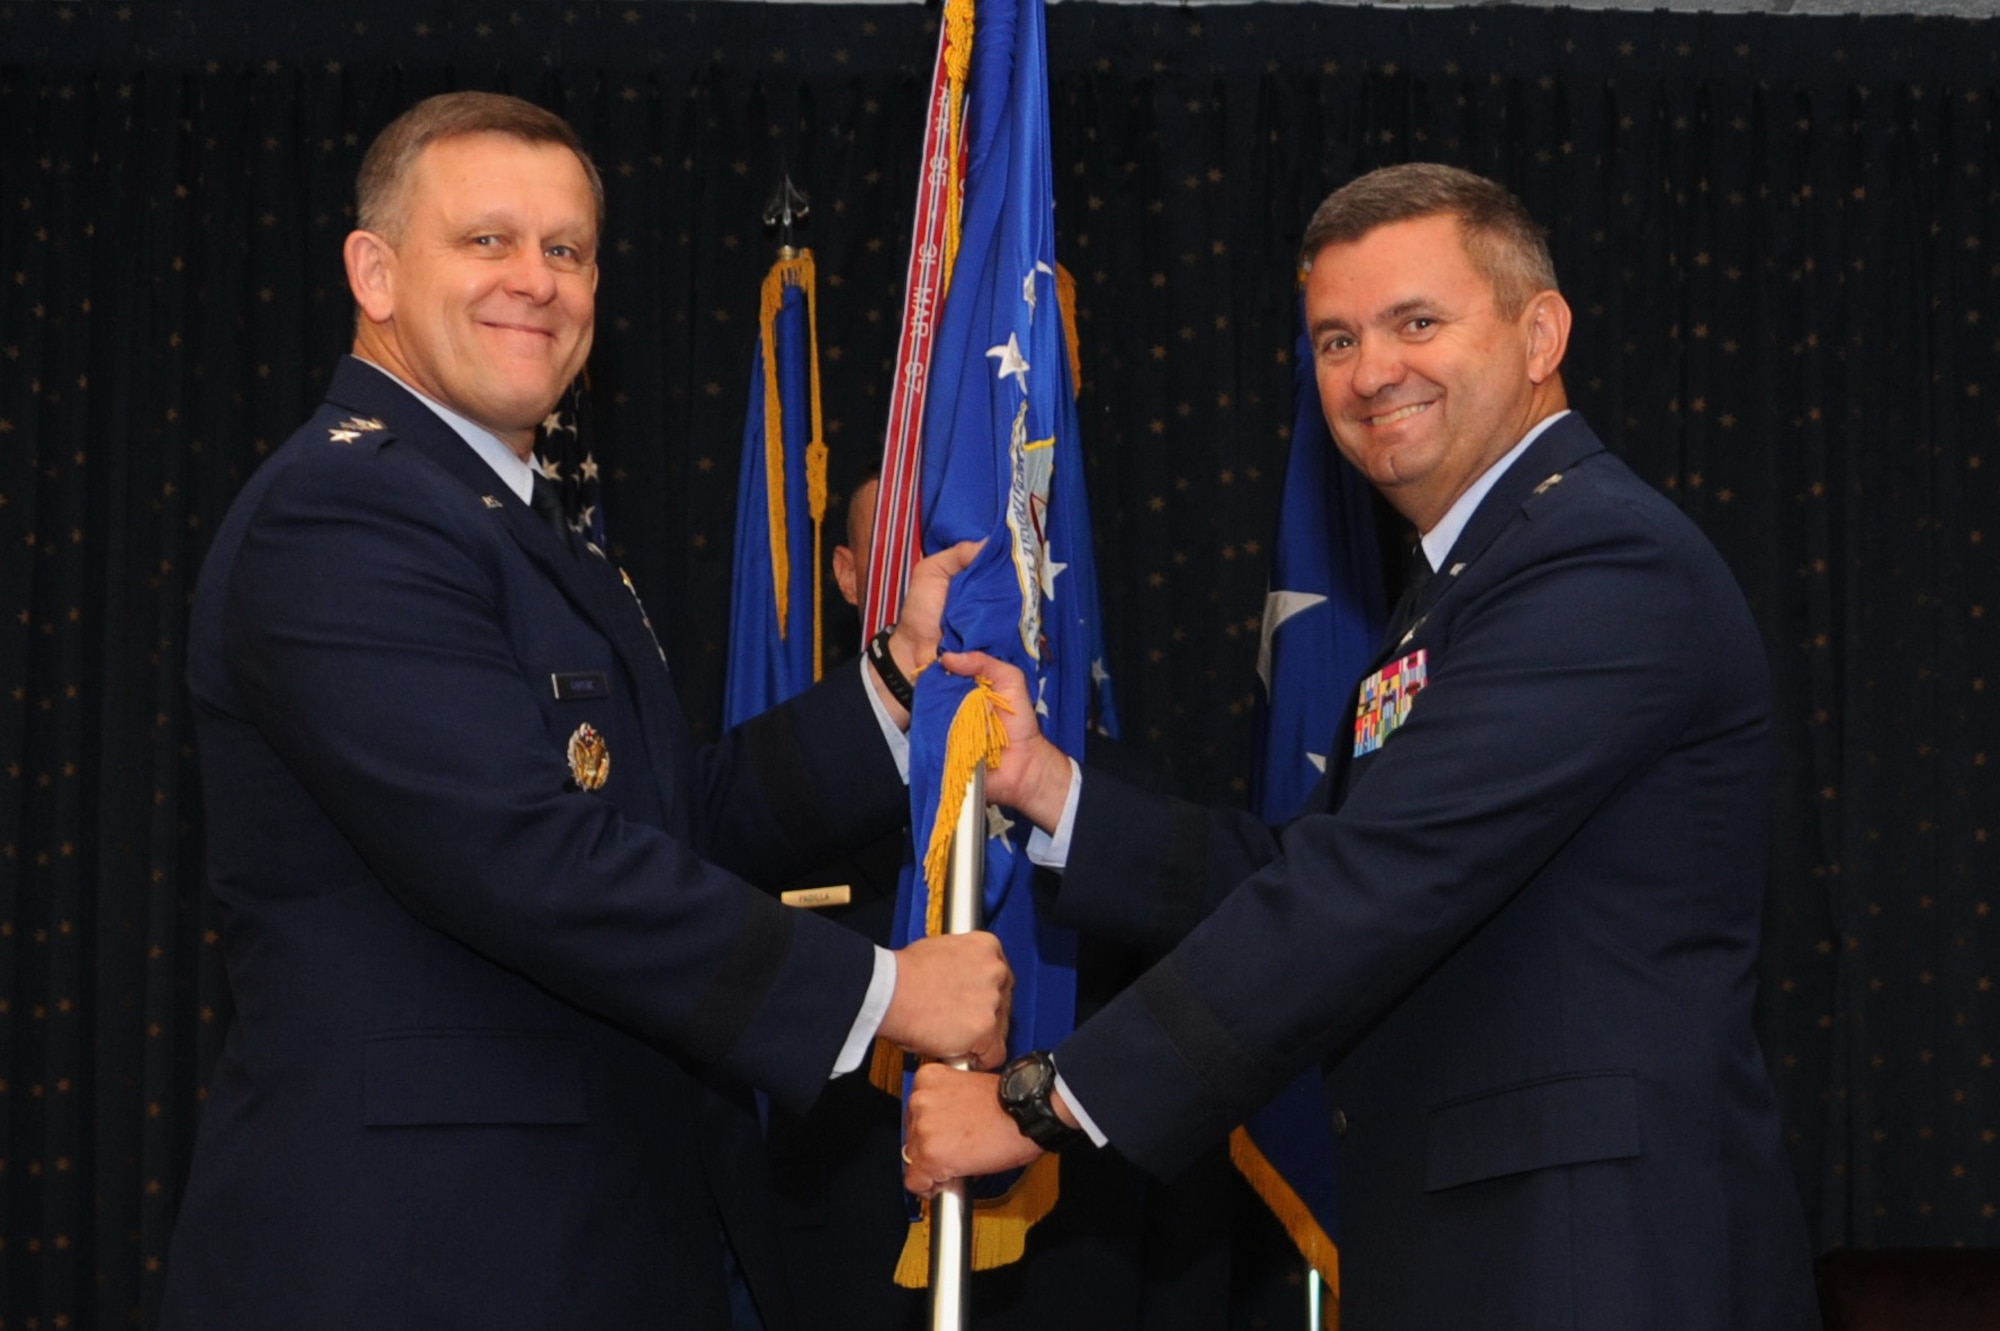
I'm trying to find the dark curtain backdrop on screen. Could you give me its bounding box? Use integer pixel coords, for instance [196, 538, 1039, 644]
[3, 2, 1997, 1325]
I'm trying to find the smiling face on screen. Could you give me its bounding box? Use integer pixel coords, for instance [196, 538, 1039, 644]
[1305, 212, 1570, 533]
[344, 132, 599, 457]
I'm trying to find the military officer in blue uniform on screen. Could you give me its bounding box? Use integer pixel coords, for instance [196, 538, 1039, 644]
[904, 164, 1820, 1331]
[161, 91, 1011, 1331]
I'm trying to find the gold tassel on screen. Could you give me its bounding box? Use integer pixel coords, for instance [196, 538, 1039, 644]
[1054, 261, 1082, 399]
[867, 1035, 906, 1100]
[800, 250, 827, 682]
[758, 253, 820, 642]
[919, 679, 1014, 936]
[940, 0, 974, 303]
[1228, 1125, 1342, 1305]
[808, 456, 825, 678]
[892, 1153, 1061, 1287]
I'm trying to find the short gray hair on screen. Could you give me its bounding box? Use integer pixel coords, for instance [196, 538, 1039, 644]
[355, 91, 605, 241]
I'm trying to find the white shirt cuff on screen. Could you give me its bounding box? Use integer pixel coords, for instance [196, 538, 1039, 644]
[1024, 758, 1083, 869]
[833, 946, 898, 1076]
[861, 657, 911, 782]
[1051, 1064, 1108, 1147]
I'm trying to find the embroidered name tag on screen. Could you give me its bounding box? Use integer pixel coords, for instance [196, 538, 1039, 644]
[551, 671, 611, 702]
[1353, 649, 1428, 757]
[780, 885, 854, 909]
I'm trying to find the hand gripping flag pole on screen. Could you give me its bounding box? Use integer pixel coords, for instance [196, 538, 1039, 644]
[927, 761, 984, 1331]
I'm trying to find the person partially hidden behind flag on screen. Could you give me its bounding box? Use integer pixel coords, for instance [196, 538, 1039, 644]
[162, 91, 1013, 1331]
[902, 163, 1821, 1331]
[765, 476, 1235, 1330]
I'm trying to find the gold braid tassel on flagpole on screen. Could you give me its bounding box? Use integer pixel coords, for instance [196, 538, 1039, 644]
[921, 679, 1012, 932]
[757, 252, 824, 651]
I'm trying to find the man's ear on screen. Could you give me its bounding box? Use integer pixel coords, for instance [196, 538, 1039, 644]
[344, 229, 396, 325]
[1523, 289, 1572, 386]
[832, 545, 861, 609]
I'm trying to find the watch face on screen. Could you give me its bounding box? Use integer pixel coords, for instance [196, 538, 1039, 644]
[999, 1056, 1041, 1105]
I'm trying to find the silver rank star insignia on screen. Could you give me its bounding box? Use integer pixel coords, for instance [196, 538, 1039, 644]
[327, 416, 386, 445]
[566, 723, 611, 791]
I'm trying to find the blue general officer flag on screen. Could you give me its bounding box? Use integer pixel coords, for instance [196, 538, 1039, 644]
[1232, 292, 1389, 1305]
[725, 254, 826, 729]
[1251, 292, 1386, 811]
[892, 0, 1106, 1276]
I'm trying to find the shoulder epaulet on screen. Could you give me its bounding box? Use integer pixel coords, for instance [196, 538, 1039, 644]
[325, 415, 388, 445]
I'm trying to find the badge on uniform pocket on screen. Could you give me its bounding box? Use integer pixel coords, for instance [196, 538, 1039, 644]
[566, 723, 611, 791]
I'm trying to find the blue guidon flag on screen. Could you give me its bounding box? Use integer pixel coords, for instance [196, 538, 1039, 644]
[724, 252, 827, 730]
[888, 0, 1115, 1282]
[1237, 290, 1390, 1318]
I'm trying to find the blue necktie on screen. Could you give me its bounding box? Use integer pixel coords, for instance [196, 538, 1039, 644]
[530, 471, 575, 555]
[1383, 543, 1433, 646]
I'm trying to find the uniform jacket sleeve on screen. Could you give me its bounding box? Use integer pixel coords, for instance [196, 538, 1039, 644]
[1048, 430, 1768, 1177]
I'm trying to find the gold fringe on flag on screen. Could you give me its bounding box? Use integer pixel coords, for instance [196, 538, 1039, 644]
[867, 1035, 907, 1100]
[757, 251, 826, 673]
[892, 1153, 1061, 1288]
[1054, 262, 1082, 399]
[1229, 1125, 1342, 1312]
[867, 677, 1010, 1101]
[940, 0, 974, 303]
[919, 678, 1014, 934]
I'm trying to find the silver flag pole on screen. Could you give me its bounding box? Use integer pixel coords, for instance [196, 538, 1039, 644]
[1307, 1268, 1324, 1329]
[928, 761, 985, 1331]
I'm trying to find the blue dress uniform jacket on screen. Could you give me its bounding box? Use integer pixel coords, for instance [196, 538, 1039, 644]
[1048, 415, 1819, 1330]
[162, 358, 904, 1330]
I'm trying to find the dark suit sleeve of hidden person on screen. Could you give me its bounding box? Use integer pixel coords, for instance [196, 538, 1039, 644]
[169, 360, 904, 1329]
[1042, 416, 1816, 1330]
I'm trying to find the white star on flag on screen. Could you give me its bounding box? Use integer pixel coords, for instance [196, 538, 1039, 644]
[1257, 589, 1327, 695]
[986, 804, 1017, 842]
[1038, 547, 1067, 603]
[987, 332, 1030, 392]
[1022, 261, 1054, 319]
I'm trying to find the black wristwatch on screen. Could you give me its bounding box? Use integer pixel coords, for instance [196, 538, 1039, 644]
[996, 1050, 1083, 1151]
[865, 625, 916, 710]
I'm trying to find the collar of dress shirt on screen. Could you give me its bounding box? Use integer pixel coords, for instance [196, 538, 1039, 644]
[352, 357, 540, 504]
[1418, 409, 1571, 572]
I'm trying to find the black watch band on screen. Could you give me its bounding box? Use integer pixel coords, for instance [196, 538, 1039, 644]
[997, 1050, 1083, 1151]
[866, 625, 916, 710]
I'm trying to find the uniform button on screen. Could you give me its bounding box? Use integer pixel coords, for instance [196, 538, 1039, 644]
[1331, 1108, 1349, 1136]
